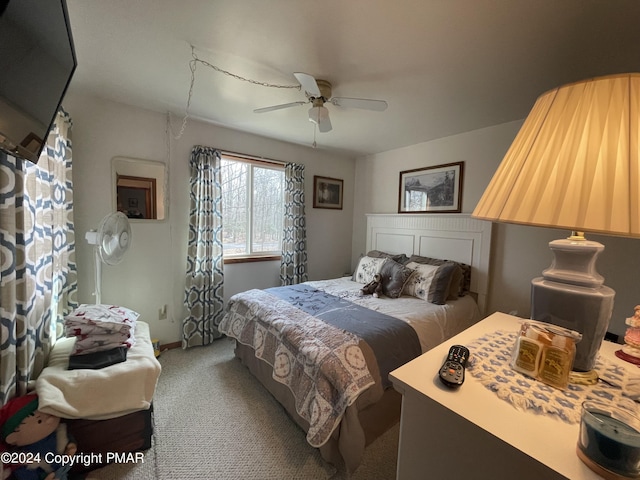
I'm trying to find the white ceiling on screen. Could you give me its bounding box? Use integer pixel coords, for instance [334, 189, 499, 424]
[65, 0, 640, 157]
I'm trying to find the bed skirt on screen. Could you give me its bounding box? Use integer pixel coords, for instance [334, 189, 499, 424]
[234, 342, 400, 473]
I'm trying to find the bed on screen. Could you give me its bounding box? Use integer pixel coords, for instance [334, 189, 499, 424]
[218, 214, 492, 472]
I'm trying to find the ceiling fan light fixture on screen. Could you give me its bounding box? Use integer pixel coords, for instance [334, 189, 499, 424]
[308, 105, 329, 125]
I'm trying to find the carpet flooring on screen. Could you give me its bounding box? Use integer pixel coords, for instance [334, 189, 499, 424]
[87, 337, 399, 479]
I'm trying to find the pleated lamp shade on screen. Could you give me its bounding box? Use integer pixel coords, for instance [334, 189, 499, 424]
[473, 73, 640, 238]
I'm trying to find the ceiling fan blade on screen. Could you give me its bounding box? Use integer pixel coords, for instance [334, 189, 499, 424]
[330, 97, 388, 111]
[318, 114, 332, 133]
[293, 72, 321, 97]
[253, 101, 306, 114]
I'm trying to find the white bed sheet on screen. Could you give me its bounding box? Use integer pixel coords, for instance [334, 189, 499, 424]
[305, 277, 481, 353]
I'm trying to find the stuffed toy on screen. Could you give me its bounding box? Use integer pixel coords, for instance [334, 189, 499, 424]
[360, 273, 383, 298]
[0, 393, 76, 480]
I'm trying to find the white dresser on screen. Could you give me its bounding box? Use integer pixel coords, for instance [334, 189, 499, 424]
[389, 312, 630, 480]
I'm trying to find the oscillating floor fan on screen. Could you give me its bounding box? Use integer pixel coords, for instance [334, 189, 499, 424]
[85, 212, 132, 304]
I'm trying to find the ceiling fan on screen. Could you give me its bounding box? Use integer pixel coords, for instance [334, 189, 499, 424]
[253, 72, 388, 133]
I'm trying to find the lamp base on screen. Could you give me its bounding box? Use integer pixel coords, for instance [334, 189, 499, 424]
[542, 238, 605, 287]
[531, 278, 615, 372]
[531, 237, 615, 373]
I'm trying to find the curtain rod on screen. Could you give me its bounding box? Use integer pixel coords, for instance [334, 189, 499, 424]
[220, 149, 286, 166]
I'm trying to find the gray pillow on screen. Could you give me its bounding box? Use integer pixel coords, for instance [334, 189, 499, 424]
[379, 259, 414, 299]
[447, 265, 464, 300]
[408, 254, 471, 297]
[430, 263, 460, 304]
[404, 259, 458, 304]
[367, 250, 409, 265]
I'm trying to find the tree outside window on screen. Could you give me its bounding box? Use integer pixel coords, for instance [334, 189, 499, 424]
[220, 155, 284, 258]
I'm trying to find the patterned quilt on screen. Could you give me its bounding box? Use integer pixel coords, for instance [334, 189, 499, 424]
[218, 289, 377, 447]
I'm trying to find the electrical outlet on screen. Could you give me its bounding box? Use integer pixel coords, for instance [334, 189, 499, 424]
[158, 304, 167, 320]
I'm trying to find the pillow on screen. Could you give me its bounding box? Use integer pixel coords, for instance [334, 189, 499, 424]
[379, 259, 414, 299]
[403, 261, 458, 304]
[447, 265, 464, 301]
[456, 263, 472, 296]
[408, 254, 471, 297]
[366, 250, 409, 265]
[353, 256, 387, 284]
[402, 262, 439, 301]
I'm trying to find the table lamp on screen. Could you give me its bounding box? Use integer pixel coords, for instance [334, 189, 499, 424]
[472, 73, 640, 384]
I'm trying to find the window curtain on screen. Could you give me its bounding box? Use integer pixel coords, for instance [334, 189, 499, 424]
[0, 110, 78, 404]
[280, 162, 308, 285]
[183, 146, 224, 348]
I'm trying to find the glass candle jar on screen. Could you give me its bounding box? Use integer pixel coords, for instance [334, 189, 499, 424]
[577, 401, 640, 478]
[510, 320, 581, 389]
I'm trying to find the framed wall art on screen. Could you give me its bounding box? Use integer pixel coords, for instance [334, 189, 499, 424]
[398, 162, 464, 213]
[313, 175, 343, 209]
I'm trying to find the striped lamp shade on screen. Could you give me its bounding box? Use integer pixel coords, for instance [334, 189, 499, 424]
[472, 73, 640, 238]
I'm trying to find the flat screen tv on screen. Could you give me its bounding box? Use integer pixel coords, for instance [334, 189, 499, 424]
[0, 0, 77, 164]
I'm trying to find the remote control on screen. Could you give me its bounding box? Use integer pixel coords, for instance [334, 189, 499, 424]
[438, 345, 469, 388]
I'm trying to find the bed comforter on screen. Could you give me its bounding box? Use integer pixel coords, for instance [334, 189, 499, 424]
[219, 279, 480, 471]
[218, 284, 421, 448]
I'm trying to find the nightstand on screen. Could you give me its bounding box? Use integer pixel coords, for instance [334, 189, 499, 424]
[389, 312, 627, 480]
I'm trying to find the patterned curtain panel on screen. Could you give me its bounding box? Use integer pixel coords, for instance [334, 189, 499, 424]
[183, 146, 224, 348]
[280, 162, 308, 285]
[0, 110, 78, 404]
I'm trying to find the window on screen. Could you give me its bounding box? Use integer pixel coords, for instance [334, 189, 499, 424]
[220, 153, 284, 261]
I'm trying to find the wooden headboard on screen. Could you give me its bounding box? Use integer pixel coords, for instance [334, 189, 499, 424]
[365, 214, 493, 314]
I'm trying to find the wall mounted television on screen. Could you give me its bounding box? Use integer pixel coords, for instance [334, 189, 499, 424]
[0, 0, 77, 164]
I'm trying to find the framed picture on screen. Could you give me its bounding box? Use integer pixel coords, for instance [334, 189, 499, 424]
[398, 162, 464, 213]
[313, 175, 343, 209]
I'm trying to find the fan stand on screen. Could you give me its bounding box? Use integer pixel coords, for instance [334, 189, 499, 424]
[84, 212, 132, 306]
[85, 230, 103, 305]
[94, 246, 103, 305]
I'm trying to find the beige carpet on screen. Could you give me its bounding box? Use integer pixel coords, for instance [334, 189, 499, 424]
[87, 337, 399, 479]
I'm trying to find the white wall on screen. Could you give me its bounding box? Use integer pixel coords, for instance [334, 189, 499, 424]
[64, 90, 355, 345]
[352, 122, 522, 262]
[353, 122, 640, 339]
